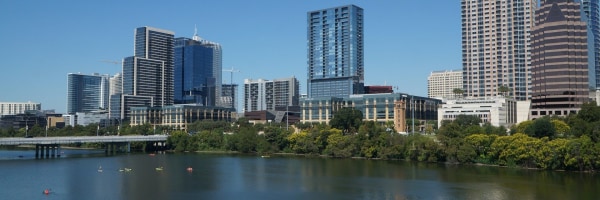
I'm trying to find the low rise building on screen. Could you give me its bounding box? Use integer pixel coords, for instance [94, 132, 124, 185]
[437, 97, 517, 128]
[300, 93, 440, 133]
[129, 105, 234, 131]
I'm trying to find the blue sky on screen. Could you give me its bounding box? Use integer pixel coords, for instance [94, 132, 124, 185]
[0, 0, 461, 113]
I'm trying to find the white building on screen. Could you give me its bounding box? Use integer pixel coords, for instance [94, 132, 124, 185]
[0, 101, 41, 116]
[244, 77, 299, 112]
[438, 97, 517, 128]
[110, 73, 122, 96]
[427, 70, 463, 99]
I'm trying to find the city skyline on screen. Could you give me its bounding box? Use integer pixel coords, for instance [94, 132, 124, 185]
[0, 1, 461, 113]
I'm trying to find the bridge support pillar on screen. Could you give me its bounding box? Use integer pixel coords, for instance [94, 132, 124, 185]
[127, 142, 131, 153]
[35, 144, 40, 158]
[45, 145, 50, 158]
[57, 145, 61, 157]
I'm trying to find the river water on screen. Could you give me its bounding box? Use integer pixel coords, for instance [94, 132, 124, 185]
[0, 149, 598, 200]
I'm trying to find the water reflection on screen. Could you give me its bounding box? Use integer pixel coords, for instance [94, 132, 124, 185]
[0, 151, 598, 200]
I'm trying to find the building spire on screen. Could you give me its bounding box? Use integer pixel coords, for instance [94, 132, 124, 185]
[192, 24, 201, 41]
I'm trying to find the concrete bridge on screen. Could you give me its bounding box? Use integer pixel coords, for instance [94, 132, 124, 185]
[0, 135, 168, 158]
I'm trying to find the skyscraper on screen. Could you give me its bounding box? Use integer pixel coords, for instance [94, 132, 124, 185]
[174, 29, 222, 106]
[113, 26, 174, 120]
[581, 0, 600, 89]
[531, 0, 589, 118]
[244, 77, 299, 112]
[461, 0, 537, 100]
[307, 5, 364, 98]
[67, 73, 109, 114]
[122, 26, 174, 107]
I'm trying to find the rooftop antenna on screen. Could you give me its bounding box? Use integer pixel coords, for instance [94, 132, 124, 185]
[192, 24, 201, 41]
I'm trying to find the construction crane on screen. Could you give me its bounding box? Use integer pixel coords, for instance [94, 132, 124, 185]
[223, 67, 240, 109]
[100, 60, 124, 65]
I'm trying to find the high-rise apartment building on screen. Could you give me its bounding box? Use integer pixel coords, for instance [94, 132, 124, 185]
[67, 73, 109, 114]
[174, 30, 222, 106]
[244, 77, 300, 112]
[428, 70, 463, 99]
[461, 0, 537, 100]
[113, 26, 174, 120]
[530, 0, 589, 118]
[307, 5, 364, 98]
[0, 102, 41, 116]
[581, 0, 600, 89]
[122, 26, 174, 107]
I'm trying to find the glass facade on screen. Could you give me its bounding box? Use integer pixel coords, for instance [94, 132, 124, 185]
[67, 73, 109, 114]
[307, 5, 364, 98]
[174, 37, 222, 106]
[117, 26, 174, 121]
[581, 0, 600, 89]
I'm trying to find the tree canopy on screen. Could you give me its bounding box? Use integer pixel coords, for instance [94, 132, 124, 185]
[329, 107, 363, 134]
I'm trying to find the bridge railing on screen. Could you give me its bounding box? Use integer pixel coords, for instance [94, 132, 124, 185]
[0, 135, 168, 146]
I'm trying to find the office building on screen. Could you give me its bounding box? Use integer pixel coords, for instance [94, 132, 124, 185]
[174, 30, 222, 106]
[582, 0, 600, 89]
[461, 0, 537, 100]
[530, 0, 589, 118]
[116, 26, 174, 120]
[67, 73, 109, 114]
[300, 93, 440, 133]
[244, 77, 300, 112]
[428, 70, 463, 99]
[307, 5, 364, 98]
[0, 102, 41, 116]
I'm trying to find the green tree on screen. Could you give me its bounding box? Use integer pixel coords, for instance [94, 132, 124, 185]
[551, 119, 570, 137]
[453, 115, 482, 127]
[498, 85, 510, 97]
[515, 120, 533, 134]
[323, 129, 356, 157]
[452, 88, 464, 98]
[329, 107, 363, 134]
[530, 117, 556, 138]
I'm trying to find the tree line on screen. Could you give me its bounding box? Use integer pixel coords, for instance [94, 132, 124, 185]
[2, 103, 600, 171]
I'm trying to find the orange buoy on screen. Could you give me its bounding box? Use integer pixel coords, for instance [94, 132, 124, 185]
[43, 189, 50, 195]
[186, 167, 193, 172]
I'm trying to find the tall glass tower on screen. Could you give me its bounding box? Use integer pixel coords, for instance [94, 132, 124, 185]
[307, 5, 364, 98]
[174, 30, 222, 106]
[67, 73, 109, 114]
[581, 0, 600, 89]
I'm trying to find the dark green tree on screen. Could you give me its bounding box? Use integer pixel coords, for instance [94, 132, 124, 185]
[329, 107, 363, 134]
[530, 117, 556, 138]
